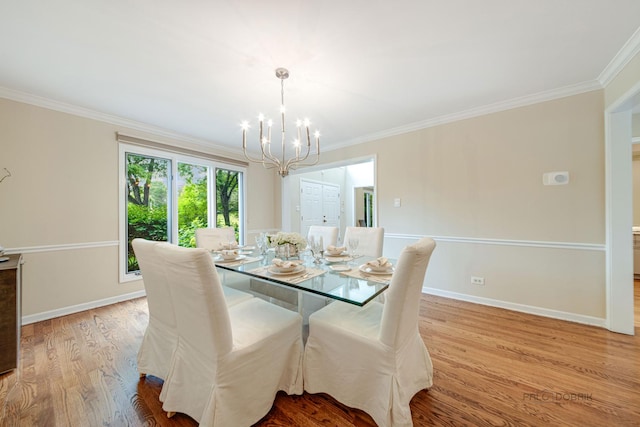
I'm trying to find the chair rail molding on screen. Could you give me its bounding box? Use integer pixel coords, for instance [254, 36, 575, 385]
[384, 233, 604, 251]
[4, 240, 119, 254]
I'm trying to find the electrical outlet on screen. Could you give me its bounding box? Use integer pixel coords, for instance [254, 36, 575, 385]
[471, 276, 485, 285]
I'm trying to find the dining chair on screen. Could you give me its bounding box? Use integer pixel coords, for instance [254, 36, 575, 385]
[132, 238, 253, 382]
[156, 243, 304, 426]
[195, 226, 256, 297]
[195, 226, 236, 251]
[132, 238, 178, 381]
[307, 225, 339, 250]
[343, 226, 384, 257]
[303, 237, 437, 427]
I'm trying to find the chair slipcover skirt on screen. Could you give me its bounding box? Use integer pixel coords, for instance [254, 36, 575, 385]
[303, 301, 432, 427]
[160, 297, 304, 425]
[157, 243, 303, 426]
[303, 237, 436, 427]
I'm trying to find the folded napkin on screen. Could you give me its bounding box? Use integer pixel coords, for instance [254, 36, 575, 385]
[216, 241, 239, 250]
[366, 257, 391, 269]
[272, 258, 300, 268]
[326, 245, 347, 254]
[220, 249, 238, 259]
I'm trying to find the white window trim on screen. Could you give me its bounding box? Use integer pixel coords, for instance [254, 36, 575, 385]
[118, 143, 247, 283]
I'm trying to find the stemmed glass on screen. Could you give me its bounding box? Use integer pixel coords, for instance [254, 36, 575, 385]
[255, 233, 267, 256]
[347, 237, 359, 259]
[308, 235, 324, 264]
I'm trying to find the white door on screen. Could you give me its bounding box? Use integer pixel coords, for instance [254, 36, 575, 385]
[300, 179, 340, 237]
[322, 184, 340, 228]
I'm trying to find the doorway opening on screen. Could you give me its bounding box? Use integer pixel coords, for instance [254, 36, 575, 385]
[281, 156, 376, 240]
[606, 82, 640, 335]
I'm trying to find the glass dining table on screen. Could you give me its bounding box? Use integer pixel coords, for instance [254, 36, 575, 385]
[213, 247, 394, 307]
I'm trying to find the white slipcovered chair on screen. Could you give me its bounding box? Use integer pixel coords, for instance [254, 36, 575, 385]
[156, 243, 304, 426]
[343, 226, 385, 257]
[132, 238, 253, 381]
[132, 238, 177, 381]
[303, 237, 437, 427]
[195, 226, 236, 251]
[195, 226, 255, 296]
[307, 225, 339, 250]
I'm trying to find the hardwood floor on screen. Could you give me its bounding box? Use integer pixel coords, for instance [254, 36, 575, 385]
[1, 293, 639, 426]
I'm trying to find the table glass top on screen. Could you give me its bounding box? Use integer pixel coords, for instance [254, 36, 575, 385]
[213, 248, 394, 306]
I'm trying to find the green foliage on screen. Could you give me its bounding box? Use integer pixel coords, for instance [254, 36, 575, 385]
[178, 180, 208, 229]
[127, 202, 168, 273]
[178, 217, 206, 248]
[128, 255, 140, 272]
[126, 154, 169, 207]
[177, 164, 208, 248]
[216, 169, 239, 228]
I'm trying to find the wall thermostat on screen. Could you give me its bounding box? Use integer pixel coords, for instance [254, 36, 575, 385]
[543, 171, 569, 186]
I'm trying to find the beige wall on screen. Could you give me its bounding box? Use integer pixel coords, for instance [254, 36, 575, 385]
[0, 86, 611, 323]
[0, 97, 277, 318]
[604, 50, 640, 109]
[318, 90, 606, 319]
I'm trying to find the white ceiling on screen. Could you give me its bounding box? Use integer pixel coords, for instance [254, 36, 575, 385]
[1, 1, 639, 153]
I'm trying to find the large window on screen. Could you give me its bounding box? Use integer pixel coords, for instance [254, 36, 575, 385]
[119, 144, 245, 281]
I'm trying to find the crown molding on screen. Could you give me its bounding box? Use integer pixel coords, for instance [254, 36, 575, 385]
[598, 26, 640, 87]
[0, 76, 607, 157]
[327, 80, 602, 152]
[0, 86, 246, 157]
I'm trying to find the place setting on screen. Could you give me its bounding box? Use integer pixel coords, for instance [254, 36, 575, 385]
[322, 245, 353, 264]
[340, 256, 395, 284]
[249, 258, 325, 284]
[212, 249, 260, 266]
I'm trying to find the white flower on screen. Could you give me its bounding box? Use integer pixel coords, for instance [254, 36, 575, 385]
[268, 232, 307, 250]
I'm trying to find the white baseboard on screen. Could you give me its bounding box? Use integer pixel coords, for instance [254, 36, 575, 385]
[20, 285, 606, 329]
[22, 290, 147, 325]
[423, 287, 607, 328]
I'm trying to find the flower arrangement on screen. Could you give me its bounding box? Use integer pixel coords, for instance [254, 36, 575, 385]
[267, 232, 307, 251]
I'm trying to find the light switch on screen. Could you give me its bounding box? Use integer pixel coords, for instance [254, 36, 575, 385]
[394, 198, 401, 208]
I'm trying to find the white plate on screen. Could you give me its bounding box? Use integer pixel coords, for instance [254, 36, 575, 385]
[330, 265, 351, 272]
[324, 255, 353, 263]
[359, 264, 394, 275]
[0, 257, 9, 262]
[325, 251, 346, 257]
[268, 265, 306, 276]
[214, 255, 246, 263]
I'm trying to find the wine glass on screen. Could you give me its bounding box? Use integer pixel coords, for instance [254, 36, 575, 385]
[255, 233, 267, 255]
[348, 237, 359, 259]
[308, 235, 322, 264]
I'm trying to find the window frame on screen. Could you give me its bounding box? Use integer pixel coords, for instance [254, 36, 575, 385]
[118, 143, 247, 283]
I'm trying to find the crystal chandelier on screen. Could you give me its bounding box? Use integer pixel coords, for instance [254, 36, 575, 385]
[241, 67, 320, 177]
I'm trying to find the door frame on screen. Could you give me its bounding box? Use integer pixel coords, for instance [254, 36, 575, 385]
[282, 155, 377, 233]
[605, 80, 640, 334]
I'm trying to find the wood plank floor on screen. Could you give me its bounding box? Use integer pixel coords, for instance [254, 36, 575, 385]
[1, 291, 639, 426]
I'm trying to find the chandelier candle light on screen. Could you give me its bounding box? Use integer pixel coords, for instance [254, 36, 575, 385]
[241, 68, 320, 177]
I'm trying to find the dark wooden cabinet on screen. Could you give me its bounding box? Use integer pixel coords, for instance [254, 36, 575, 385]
[0, 254, 22, 374]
